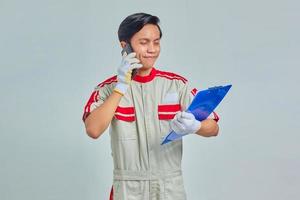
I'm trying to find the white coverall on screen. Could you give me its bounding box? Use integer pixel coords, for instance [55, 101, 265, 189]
[83, 67, 219, 200]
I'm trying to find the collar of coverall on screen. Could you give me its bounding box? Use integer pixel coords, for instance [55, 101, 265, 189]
[133, 67, 157, 83]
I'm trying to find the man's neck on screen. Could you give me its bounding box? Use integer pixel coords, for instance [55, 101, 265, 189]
[137, 67, 153, 76]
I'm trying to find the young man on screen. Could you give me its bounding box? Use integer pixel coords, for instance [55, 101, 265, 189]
[82, 13, 219, 200]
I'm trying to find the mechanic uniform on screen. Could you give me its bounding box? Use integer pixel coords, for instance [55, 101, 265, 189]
[82, 67, 219, 200]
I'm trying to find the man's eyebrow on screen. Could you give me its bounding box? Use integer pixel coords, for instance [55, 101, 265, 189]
[138, 38, 150, 41]
[138, 38, 161, 41]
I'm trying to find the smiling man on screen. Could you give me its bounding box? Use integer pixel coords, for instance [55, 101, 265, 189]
[82, 13, 220, 200]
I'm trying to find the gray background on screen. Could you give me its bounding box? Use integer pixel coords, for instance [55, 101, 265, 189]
[1, 0, 299, 199]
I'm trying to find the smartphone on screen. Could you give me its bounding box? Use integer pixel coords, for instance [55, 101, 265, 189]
[121, 43, 133, 56]
[121, 43, 138, 79]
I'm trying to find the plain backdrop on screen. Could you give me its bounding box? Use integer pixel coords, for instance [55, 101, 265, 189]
[1, 0, 299, 199]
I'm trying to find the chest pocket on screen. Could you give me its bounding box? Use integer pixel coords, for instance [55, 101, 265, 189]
[157, 103, 181, 137]
[112, 106, 137, 140]
[115, 106, 135, 122]
[158, 91, 181, 136]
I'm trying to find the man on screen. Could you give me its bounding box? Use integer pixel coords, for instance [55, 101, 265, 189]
[82, 13, 219, 200]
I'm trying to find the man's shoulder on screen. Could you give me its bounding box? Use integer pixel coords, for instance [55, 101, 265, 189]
[155, 68, 188, 84]
[95, 75, 117, 90]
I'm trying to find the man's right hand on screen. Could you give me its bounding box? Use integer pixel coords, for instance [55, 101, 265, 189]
[114, 52, 142, 95]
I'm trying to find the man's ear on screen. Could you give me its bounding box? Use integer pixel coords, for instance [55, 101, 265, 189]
[120, 41, 126, 49]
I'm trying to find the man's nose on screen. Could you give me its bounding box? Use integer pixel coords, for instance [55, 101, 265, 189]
[147, 43, 155, 53]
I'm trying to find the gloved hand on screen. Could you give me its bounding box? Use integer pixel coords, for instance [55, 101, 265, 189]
[170, 111, 201, 135]
[114, 52, 142, 95]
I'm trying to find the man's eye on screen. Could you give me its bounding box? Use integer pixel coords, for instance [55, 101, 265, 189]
[140, 42, 147, 45]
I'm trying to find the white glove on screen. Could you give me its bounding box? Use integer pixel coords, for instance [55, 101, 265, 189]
[114, 52, 142, 95]
[170, 111, 201, 135]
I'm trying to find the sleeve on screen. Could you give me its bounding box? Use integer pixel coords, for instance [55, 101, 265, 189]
[82, 84, 111, 122]
[179, 81, 197, 111]
[179, 81, 220, 122]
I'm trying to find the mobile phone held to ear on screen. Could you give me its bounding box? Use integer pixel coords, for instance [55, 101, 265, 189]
[121, 43, 133, 56]
[121, 43, 138, 80]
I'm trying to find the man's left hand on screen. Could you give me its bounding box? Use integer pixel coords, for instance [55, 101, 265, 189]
[170, 111, 201, 135]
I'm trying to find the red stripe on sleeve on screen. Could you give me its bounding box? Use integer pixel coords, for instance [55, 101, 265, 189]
[156, 70, 188, 82]
[98, 76, 118, 87]
[155, 70, 188, 83]
[109, 186, 113, 200]
[213, 112, 220, 122]
[191, 88, 198, 96]
[82, 91, 99, 121]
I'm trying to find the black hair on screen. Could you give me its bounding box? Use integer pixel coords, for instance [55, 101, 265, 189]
[118, 13, 162, 42]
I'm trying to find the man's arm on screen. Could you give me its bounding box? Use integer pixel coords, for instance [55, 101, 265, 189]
[83, 52, 142, 139]
[84, 91, 123, 139]
[170, 111, 219, 138]
[195, 119, 219, 137]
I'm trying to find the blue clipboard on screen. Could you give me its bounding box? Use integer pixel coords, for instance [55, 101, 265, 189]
[161, 84, 232, 145]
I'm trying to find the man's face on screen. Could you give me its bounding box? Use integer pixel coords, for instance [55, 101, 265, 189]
[129, 24, 161, 69]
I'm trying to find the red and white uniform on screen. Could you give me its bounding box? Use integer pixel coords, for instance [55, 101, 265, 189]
[83, 68, 219, 200]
